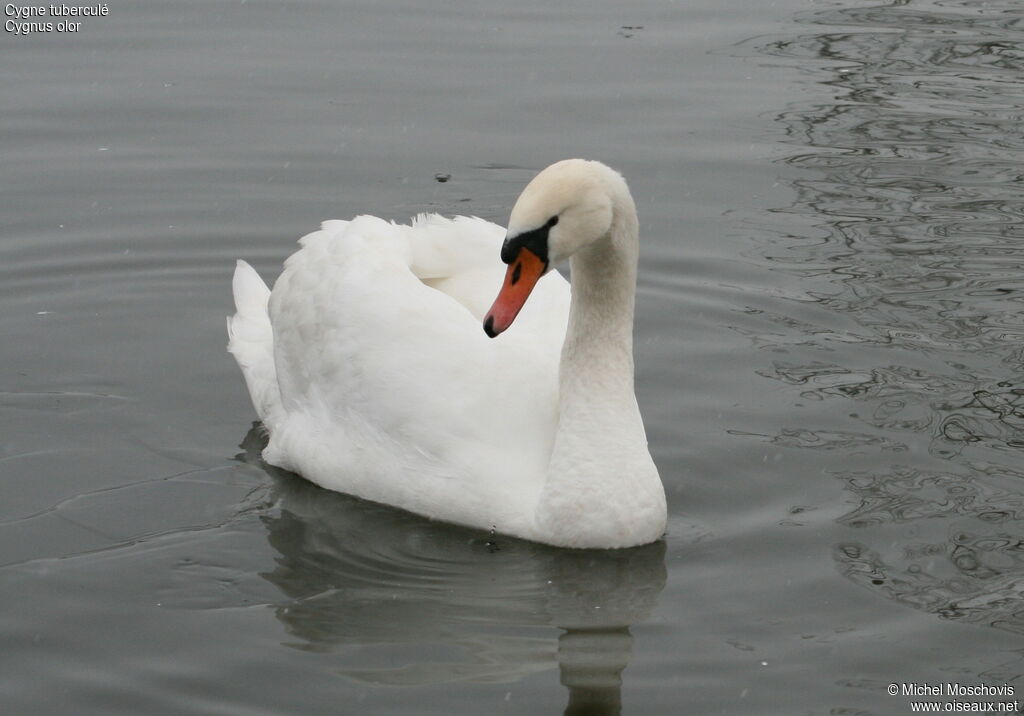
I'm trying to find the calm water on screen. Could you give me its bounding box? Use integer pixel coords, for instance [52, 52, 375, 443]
[4, 0, 1024, 713]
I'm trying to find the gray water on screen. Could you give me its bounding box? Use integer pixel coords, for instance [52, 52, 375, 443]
[4, 0, 1024, 713]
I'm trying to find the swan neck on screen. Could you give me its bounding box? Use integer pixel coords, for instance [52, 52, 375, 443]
[533, 180, 665, 549]
[560, 211, 638, 394]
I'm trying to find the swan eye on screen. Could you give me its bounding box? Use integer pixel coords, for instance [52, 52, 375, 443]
[500, 215, 559, 265]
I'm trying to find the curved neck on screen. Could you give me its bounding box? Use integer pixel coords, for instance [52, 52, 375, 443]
[559, 205, 639, 403]
[535, 197, 662, 548]
[533, 185, 664, 548]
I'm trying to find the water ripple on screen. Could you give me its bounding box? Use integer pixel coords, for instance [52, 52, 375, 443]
[744, 0, 1024, 633]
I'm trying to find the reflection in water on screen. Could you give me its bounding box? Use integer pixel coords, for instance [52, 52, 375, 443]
[747, 1, 1024, 634]
[238, 427, 666, 714]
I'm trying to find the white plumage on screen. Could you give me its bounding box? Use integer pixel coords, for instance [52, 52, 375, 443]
[229, 160, 667, 548]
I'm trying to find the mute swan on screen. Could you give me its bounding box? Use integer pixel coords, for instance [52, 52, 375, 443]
[228, 159, 667, 548]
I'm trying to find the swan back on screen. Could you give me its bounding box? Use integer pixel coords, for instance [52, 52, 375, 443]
[243, 215, 572, 537]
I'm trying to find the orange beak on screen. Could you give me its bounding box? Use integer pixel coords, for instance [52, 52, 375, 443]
[483, 247, 547, 337]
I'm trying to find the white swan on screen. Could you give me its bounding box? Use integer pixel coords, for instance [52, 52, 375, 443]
[228, 159, 667, 548]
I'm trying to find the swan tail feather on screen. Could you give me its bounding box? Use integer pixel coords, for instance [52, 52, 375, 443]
[227, 260, 283, 426]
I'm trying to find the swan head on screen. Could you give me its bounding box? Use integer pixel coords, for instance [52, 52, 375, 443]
[484, 159, 626, 338]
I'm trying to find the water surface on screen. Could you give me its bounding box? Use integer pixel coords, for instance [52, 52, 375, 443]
[4, 0, 1024, 713]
